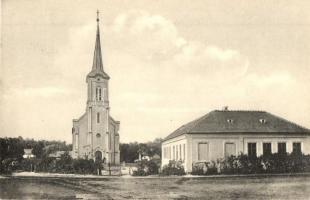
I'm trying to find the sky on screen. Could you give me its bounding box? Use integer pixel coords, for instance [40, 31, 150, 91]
[1, 0, 310, 143]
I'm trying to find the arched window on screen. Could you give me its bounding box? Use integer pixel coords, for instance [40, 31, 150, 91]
[96, 87, 102, 101]
[97, 112, 100, 123]
[96, 133, 101, 138]
[96, 88, 98, 100]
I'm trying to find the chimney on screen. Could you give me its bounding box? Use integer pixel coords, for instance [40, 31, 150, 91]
[222, 106, 229, 111]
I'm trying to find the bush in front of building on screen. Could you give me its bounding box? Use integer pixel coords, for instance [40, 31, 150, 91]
[221, 154, 265, 174]
[260, 153, 310, 173]
[33, 157, 56, 172]
[72, 158, 96, 174]
[55, 152, 74, 173]
[161, 160, 186, 176]
[191, 161, 218, 175]
[18, 153, 97, 175]
[0, 158, 17, 175]
[132, 159, 159, 176]
[191, 153, 310, 175]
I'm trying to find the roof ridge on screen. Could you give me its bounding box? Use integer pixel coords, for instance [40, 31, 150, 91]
[215, 109, 266, 112]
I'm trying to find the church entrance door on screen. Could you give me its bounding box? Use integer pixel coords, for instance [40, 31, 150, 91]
[95, 151, 103, 175]
[95, 151, 102, 161]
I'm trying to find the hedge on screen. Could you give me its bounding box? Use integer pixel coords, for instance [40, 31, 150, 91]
[192, 152, 310, 175]
[161, 160, 185, 176]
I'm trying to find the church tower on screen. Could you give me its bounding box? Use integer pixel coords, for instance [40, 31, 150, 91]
[72, 11, 120, 165]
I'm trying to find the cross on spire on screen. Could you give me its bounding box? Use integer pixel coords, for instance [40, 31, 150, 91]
[96, 10, 99, 23]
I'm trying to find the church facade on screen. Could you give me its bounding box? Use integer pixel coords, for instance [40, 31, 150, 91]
[71, 14, 120, 165]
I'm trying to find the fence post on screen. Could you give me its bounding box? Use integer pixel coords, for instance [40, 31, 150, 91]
[108, 162, 111, 176]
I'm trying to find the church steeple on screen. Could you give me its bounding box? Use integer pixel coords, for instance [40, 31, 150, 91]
[87, 10, 109, 80]
[92, 10, 103, 71]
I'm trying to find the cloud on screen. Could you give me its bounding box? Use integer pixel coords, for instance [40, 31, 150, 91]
[2, 8, 309, 143]
[103, 11, 253, 141]
[108, 11, 249, 85]
[205, 46, 240, 61]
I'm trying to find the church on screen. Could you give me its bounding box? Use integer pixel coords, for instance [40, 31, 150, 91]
[71, 13, 120, 165]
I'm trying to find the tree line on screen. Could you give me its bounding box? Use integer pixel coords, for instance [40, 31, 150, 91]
[120, 138, 162, 163]
[0, 136, 162, 174]
[0, 136, 72, 161]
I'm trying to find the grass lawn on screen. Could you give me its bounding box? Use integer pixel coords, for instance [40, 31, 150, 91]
[0, 174, 309, 199]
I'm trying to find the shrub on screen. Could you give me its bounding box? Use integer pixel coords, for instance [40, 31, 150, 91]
[132, 167, 147, 176]
[0, 158, 14, 174]
[55, 152, 74, 173]
[34, 157, 55, 172]
[161, 160, 185, 176]
[73, 158, 96, 174]
[192, 161, 218, 175]
[132, 160, 159, 176]
[260, 153, 310, 174]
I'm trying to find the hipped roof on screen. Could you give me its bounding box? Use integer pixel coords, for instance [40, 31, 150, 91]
[164, 110, 310, 141]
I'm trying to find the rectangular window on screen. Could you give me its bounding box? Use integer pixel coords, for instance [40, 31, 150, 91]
[263, 143, 272, 156]
[278, 142, 286, 154]
[179, 144, 182, 160]
[97, 113, 100, 123]
[165, 147, 169, 159]
[173, 146, 175, 160]
[176, 145, 178, 160]
[167, 147, 169, 159]
[163, 147, 166, 158]
[225, 143, 236, 158]
[292, 142, 301, 154]
[198, 143, 209, 161]
[248, 143, 257, 157]
[183, 144, 186, 160]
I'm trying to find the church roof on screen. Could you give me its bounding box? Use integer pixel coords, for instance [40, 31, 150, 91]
[164, 110, 310, 141]
[87, 12, 110, 79]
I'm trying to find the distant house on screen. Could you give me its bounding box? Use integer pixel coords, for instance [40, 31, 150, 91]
[23, 149, 35, 159]
[162, 110, 310, 172]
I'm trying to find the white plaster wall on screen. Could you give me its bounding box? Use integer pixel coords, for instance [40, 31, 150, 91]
[161, 135, 187, 170]
[162, 133, 310, 173]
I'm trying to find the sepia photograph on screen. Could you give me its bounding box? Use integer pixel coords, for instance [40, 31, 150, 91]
[1, 0, 310, 199]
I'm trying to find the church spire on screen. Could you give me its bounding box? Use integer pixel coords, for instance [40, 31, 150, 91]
[92, 10, 103, 71]
[88, 10, 109, 79]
